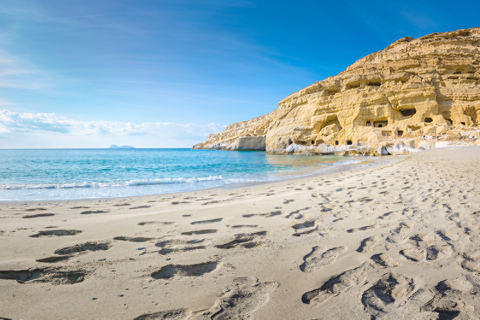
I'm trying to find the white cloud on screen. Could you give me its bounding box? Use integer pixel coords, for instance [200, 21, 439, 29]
[0, 109, 225, 148]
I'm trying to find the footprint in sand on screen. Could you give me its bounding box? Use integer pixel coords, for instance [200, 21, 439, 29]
[362, 273, 416, 318]
[30, 229, 82, 238]
[129, 205, 150, 210]
[370, 253, 400, 267]
[80, 210, 109, 215]
[384, 221, 414, 243]
[151, 261, 219, 280]
[181, 229, 217, 236]
[243, 211, 281, 218]
[285, 207, 310, 219]
[230, 224, 259, 229]
[201, 277, 278, 319]
[300, 246, 346, 272]
[54, 241, 111, 255]
[422, 276, 478, 319]
[135, 277, 278, 320]
[302, 262, 372, 305]
[191, 218, 222, 225]
[114, 236, 155, 242]
[291, 220, 318, 237]
[24, 208, 47, 212]
[113, 203, 131, 207]
[216, 231, 268, 249]
[138, 221, 174, 226]
[155, 238, 208, 255]
[23, 213, 55, 219]
[357, 236, 380, 253]
[0, 267, 90, 285]
[133, 309, 190, 320]
[36, 255, 75, 263]
[347, 225, 376, 233]
[400, 244, 452, 263]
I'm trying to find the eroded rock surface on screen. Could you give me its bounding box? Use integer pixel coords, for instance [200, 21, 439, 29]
[196, 28, 480, 155]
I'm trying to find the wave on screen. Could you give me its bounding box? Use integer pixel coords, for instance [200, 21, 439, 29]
[333, 159, 364, 166]
[0, 175, 224, 191]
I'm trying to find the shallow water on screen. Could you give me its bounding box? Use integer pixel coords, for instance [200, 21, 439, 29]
[0, 148, 362, 201]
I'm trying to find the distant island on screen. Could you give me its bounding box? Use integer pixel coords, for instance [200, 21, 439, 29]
[109, 144, 135, 149]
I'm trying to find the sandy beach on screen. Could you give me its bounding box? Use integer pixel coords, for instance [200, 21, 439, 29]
[1, 146, 479, 319]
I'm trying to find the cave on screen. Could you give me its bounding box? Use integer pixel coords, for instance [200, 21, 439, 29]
[311, 140, 315, 145]
[461, 122, 466, 125]
[408, 125, 421, 131]
[366, 121, 371, 126]
[424, 117, 433, 123]
[346, 83, 360, 89]
[346, 140, 352, 145]
[367, 82, 381, 87]
[374, 120, 388, 128]
[325, 88, 340, 96]
[454, 70, 462, 74]
[288, 138, 293, 145]
[335, 141, 339, 145]
[397, 130, 403, 137]
[400, 108, 416, 117]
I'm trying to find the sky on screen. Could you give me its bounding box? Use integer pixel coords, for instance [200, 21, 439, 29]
[0, 0, 479, 148]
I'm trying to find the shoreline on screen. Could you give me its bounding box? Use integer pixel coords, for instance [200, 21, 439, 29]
[0, 152, 401, 206]
[1, 145, 479, 319]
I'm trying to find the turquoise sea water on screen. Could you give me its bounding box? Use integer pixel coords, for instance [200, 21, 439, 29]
[0, 148, 361, 201]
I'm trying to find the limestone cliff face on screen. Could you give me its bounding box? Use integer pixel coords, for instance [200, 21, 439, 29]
[196, 28, 480, 155]
[193, 111, 276, 150]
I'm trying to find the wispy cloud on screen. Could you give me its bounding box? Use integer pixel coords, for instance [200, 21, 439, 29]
[0, 50, 52, 89]
[400, 8, 439, 30]
[0, 109, 225, 148]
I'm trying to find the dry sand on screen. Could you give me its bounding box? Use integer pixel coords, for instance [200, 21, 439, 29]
[0, 146, 479, 320]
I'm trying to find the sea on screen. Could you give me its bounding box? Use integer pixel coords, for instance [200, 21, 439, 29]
[0, 148, 364, 201]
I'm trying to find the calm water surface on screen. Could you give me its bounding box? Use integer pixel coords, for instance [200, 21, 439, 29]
[0, 148, 361, 201]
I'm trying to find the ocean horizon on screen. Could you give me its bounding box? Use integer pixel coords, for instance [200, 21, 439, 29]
[0, 148, 362, 201]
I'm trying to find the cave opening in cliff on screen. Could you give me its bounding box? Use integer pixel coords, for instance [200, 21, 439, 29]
[287, 138, 293, 145]
[400, 108, 416, 117]
[325, 88, 340, 96]
[367, 82, 381, 87]
[374, 120, 388, 128]
[424, 117, 433, 123]
[346, 82, 360, 90]
[311, 140, 315, 145]
[335, 141, 339, 145]
[366, 121, 371, 126]
[347, 140, 352, 145]
[397, 130, 404, 137]
[461, 122, 466, 126]
[408, 125, 421, 131]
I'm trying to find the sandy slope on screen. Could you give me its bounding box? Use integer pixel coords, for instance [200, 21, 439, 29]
[0, 146, 479, 320]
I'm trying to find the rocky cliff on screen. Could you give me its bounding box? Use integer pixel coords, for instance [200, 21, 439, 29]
[195, 28, 480, 155]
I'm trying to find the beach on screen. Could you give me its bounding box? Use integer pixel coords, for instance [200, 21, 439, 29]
[1, 146, 479, 319]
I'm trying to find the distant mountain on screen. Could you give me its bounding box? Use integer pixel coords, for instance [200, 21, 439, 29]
[109, 144, 135, 149]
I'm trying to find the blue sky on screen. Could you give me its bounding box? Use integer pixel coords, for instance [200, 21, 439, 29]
[0, 0, 479, 148]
